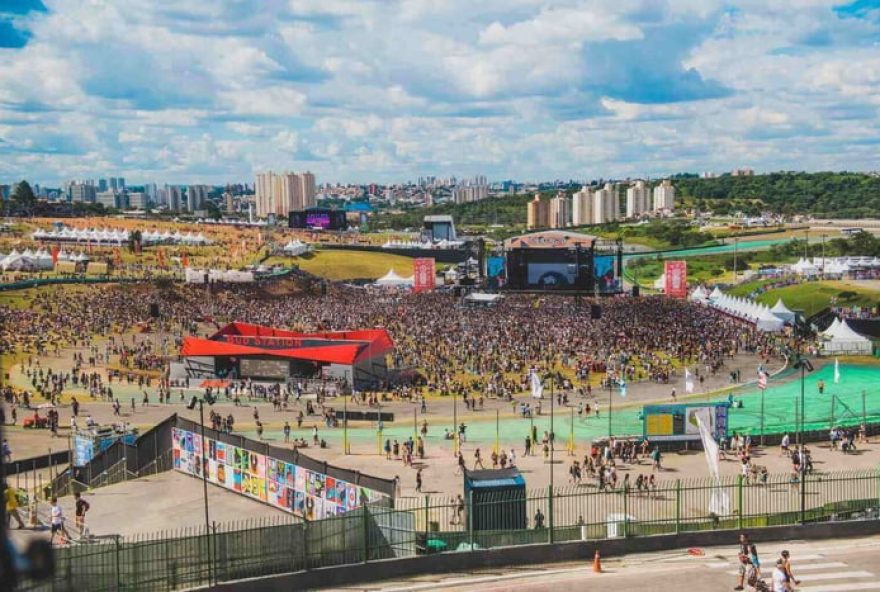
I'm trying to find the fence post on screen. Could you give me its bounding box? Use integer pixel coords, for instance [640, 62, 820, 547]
[211, 521, 218, 586]
[302, 518, 308, 570]
[675, 480, 681, 535]
[467, 491, 474, 550]
[737, 475, 743, 530]
[424, 495, 430, 542]
[548, 485, 554, 544]
[115, 535, 122, 592]
[362, 506, 370, 563]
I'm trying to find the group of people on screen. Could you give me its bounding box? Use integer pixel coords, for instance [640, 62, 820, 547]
[735, 533, 801, 592]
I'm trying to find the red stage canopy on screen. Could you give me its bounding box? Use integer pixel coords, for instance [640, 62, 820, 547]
[182, 321, 393, 366]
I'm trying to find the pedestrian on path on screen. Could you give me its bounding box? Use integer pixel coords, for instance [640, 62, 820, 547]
[780, 550, 799, 588]
[735, 532, 751, 590]
[4, 482, 24, 529]
[74, 492, 90, 532]
[50, 497, 65, 544]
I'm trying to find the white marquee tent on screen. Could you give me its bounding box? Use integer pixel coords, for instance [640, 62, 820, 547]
[374, 269, 414, 288]
[769, 299, 796, 323]
[821, 318, 873, 355]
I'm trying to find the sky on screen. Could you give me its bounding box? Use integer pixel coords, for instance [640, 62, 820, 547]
[0, 0, 878, 186]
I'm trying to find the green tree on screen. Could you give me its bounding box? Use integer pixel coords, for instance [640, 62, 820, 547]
[11, 179, 37, 213]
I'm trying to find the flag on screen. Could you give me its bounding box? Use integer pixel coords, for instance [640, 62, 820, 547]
[758, 371, 767, 390]
[182, 254, 190, 268]
[618, 379, 627, 398]
[694, 408, 730, 516]
[530, 370, 543, 399]
[685, 368, 694, 394]
[50, 245, 60, 265]
[834, 358, 840, 384]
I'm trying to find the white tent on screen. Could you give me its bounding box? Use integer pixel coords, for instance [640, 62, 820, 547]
[374, 269, 413, 288]
[653, 274, 666, 290]
[709, 287, 723, 301]
[689, 286, 708, 302]
[821, 319, 873, 355]
[755, 308, 785, 332]
[770, 299, 795, 323]
[282, 240, 309, 256]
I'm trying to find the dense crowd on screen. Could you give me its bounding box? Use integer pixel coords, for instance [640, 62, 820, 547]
[0, 279, 793, 402]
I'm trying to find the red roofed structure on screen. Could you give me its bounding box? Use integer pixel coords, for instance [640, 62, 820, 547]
[180, 322, 393, 387]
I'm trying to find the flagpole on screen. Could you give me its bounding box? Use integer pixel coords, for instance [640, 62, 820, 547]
[760, 386, 765, 446]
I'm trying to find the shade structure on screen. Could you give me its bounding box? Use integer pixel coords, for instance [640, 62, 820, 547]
[375, 269, 413, 287]
[769, 298, 795, 323]
[820, 318, 873, 355]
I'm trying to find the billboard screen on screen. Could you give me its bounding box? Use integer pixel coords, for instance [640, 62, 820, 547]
[594, 255, 620, 293]
[413, 258, 436, 293]
[289, 209, 347, 230]
[239, 358, 290, 379]
[664, 260, 688, 298]
[642, 404, 728, 442]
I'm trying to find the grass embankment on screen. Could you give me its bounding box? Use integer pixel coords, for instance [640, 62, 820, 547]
[728, 279, 880, 315]
[265, 249, 423, 281]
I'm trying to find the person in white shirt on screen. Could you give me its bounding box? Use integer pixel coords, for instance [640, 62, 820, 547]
[50, 497, 65, 544]
[772, 558, 791, 591]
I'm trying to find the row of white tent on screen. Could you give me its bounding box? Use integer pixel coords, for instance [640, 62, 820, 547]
[0, 249, 90, 271]
[691, 287, 791, 332]
[819, 318, 873, 354]
[381, 240, 464, 249]
[184, 268, 255, 284]
[281, 240, 310, 256]
[791, 256, 880, 276]
[32, 228, 211, 245]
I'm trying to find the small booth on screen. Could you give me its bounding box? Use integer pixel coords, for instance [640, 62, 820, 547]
[463, 468, 526, 531]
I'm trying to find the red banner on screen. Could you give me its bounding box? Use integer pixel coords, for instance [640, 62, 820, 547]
[50, 245, 60, 265]
[664, 260, 687, 298]
[412, 258, 435, 293]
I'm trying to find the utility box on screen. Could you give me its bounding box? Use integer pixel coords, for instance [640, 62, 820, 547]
[463, 468, 526, 531]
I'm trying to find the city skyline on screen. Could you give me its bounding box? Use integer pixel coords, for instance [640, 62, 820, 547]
[1, 1, 879, 185]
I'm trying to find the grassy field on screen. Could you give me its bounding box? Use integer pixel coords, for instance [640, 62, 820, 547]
[265, 249, 421, 280]
[729, 280, 880, 315]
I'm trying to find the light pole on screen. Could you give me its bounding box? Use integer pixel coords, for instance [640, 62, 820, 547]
[793, 355, 813, 524]
[733, 237, 739, 281]
[452, 389, 458, 456]
[821, 234, 827, 277]
[187, 395, 213, 582]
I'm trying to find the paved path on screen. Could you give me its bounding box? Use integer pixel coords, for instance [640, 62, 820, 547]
[330, 536, 880, 592]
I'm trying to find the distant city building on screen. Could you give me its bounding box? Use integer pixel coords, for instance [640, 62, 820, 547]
[526, 193, 551, 229]
[549, 192, 570, 229]
[97, 190, 119, 209]
[592, 183, 618, 224]
[70, 183, 97, 203]
[731, 168, 754, 177]
[571, 186, 593, 226]
[652, 179, 675, 211]
[165, 186, 181, 212]
[625, 180, 650, 218]
[98, 178, 108, 192]
[255, 170, 317, 218]
[128, 192, 148, 210]
[702, 172, 717, 179]
[452, 175, 489, 204]
[224, 192, 235, 212]
[187, 185, 209, 212]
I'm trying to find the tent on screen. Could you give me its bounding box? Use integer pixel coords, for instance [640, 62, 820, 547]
[375, 269, 413, 288]
[709, 287, 723, 301]
[821, 319, 873, 355]
[689, 286, 708, 302]
[282, 240, 310, 256]
[770, 299, 795, 323]
[755, 308, 785, 332]
[653, 274, 666, 291]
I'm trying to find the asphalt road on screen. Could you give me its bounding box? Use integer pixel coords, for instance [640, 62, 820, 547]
[326, 535, 880, 592]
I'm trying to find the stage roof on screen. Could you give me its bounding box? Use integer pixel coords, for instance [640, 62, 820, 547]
[181, 321, 393, 365]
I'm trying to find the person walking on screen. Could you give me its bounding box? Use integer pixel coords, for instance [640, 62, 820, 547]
[4, 482, 24, 529]
[415, 469, 423, 493]
[771, 558, 790, 592]
[473, 448, 484, 470]
[74, 492, 90, 533]
[734, 533, 751, 590]
[50, 497, 65, 544]
[780, 550, 799, 588]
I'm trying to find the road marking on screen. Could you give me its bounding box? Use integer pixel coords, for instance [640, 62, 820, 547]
[726, 562, 849, 575]
[797, 583, 880, 592]
[797, 570, 875, 581]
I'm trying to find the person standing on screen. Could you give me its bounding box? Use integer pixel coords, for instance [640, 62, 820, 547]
[771, 558, 790, 592]
[74, 492, 90, 532]
[473, 448, 484, 470]
[734, 533, 751, 591]
[415, 469, 423, 493]
[780, 550, 799, 588]
[4, 482, 24, 529]
[283, 421, 291, 443]
[50, 497, 65, 544]
[2, 439, 11, 463]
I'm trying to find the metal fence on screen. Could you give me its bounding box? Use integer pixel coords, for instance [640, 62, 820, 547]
[18, 468, 880, 592]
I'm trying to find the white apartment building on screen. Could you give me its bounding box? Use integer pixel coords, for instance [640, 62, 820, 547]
[652, 179, 675, 212]
[255, 171, 317, 218]
[592, 183, 619, 224]
[626, 180, 650, 218]
[571, 186, 593, 226]
[549, 193, 570, 229]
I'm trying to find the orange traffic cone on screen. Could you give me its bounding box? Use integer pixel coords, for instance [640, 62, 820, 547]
[593, 549, 602, 573]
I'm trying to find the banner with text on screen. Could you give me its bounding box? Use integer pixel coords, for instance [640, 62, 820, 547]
[413, 257, 436, 293]
[664, 260, 688, 298]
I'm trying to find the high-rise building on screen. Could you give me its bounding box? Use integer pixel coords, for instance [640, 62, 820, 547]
[591, 183, 618, 224]
[549, 192, 570, 229]
[452, 175, 489, 204]
[70, 183, 97, 203]
[167, 186, 181, 212]
[652, 179, 675, 212]
[224, 192, 235, 212]
[255, 170, 317, 218]
[98, 179, 108, 193]
[571, 186, 593, 226]
[128, 192, 148, 210]
[626, 180, 650, 218]
[97, 190, 119, 209]
[526, 193, 550, 229]
[187, 185, 209, 212]
[117, 177, 126, 190]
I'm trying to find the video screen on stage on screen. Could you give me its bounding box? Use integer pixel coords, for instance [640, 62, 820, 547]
[289, 209, 347, 230]
[594, 255, 621, 293]
[527, 263, 577, 288]
[240, 358, 290, 379]
[306, 212, 331, 229]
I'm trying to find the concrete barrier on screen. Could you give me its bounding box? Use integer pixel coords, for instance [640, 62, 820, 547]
[205, 519, 880, 591]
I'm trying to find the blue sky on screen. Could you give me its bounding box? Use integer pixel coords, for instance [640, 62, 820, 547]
[0, 0, 878, 185]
